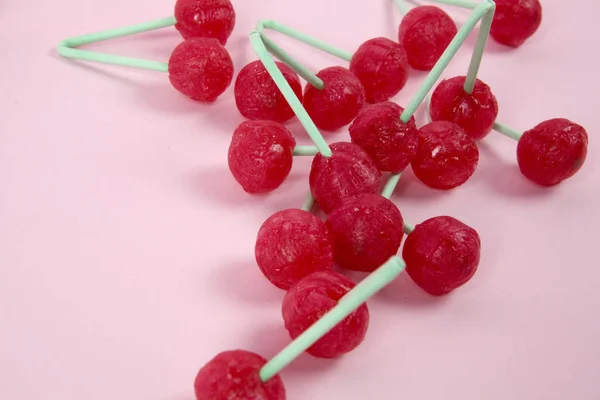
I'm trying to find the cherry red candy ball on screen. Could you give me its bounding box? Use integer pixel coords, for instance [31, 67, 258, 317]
[402, 216, 481, 296]
[303, 66, 366, 131]
[491, 0, 542, 47]
[412, 121, 479, 189]
[174, 0, 236, 45]
[349, 101, 418, 172]
[430, 76, 499, 140]
[255, 209, 334, 290]
[194, 350, 285, 400]
[235, 60, 303, 123]
[398, 6, 458, 71]
[349, 37, 409, 103]
[282, 271, 369, 358]
[228, 120, 296, 193]
[327, 194, 404, 272]
[168, 37, 234, 102]
[310, 142, 382, 214]
[517, 118, 588, 186]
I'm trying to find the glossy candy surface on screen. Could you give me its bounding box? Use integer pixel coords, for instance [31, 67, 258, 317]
[309, 142, 381, 214]
[517, 118, 588, 186]
[174, 0, 236, 45]
[349, 37, 409, 103]
[349, 102, 418, 172]
[491, 0, 543, 47]
[235, 60, 303, 123]
[430, 76, 499, 140]
[168, 37, 234, 102]
[412, 121, 479, 189]
[228, 120, 296, 193]
[282, 271, 369, 358]
[255, 209, 334, 290]
[327, 194, 404, 272]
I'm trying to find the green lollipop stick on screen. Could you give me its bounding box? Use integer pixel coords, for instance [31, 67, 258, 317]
[464, 1, 495, 93]
[493, 122, 523, 140]
[301, 192, 315, 212]
[259, 255, 406, 382]
[393, 0, 412, 14]
[57, 16, 175, 71]
[293, 146, 319, 156]
[380, 173, 414, 235]
[427, 0, 480, 8]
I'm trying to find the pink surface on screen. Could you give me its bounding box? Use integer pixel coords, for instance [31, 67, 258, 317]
[1, 1, 599, 399]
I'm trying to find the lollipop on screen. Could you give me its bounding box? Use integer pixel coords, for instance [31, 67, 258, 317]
[174, 0, 236, 45]
[490, 0, 542, 47]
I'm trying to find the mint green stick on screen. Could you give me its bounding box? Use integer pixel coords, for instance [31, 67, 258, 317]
[380, 173, 414, 235]
[301, 192, 315, 212]
[464, 1, 495, 93]
[57, 17, 175, 72]
[259, 256, 406, 382]
[293, 146, 319, 156]
[400, 2, 492, 123]
[428, 0, 480, 8]
[260, 33, 324, 89]
[249, 32, 332, 157]
[393, 0, 412, 14]
[493, 121, 523, 140]
[258, 20, 354, 62]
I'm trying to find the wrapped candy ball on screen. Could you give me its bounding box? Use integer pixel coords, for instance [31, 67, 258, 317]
[234, 60, 303, 123]
[411, 121, 479, 189]
[174, 0, 236, 45]
[303, 66, 366, 131]
[282, 271, 369, 358]
[349, 101, 418, 172]
[168, 37, 234, 102]
[491, 0, 543, 47]
[194, 350, 285, 400]
[327, 194, 404, 272]
[228, 120, 296, 193]
[402, 216, 481, 296]
[398, 6, 458, 71]
[349, 37, 409, 103]
[517, 118, 588, 186]
[255, 209, 334, 290]
[309, 142, 382, 214]
[430, 76, 499, 140]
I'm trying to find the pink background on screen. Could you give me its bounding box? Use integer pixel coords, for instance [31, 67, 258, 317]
[1, 0, 599, 399]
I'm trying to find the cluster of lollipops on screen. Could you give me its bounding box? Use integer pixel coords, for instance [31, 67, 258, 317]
[58, 0, 589, 399]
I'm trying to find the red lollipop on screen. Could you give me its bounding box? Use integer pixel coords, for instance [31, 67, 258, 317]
[412, 121, 479, 189]
[517, 118, 588, 186]
[398, 6, 458, 71]
[309, 142, 382, 214]
[402, 216, 481, 296]
[228, 120, 296, 193]
[194, 350, 285, 400]
[430, 76, 499, 140]
[235, 60, 303, 123]
[349, 37, 409, 103]
[303, 66, 366, 131]
[255, 209, 334, 290]
[174, 0, 236, 45]
[327, 194, 404, 272]
[349, 101, 418, 172]
[491, 0, 543, 47]
[282, 271, 369, 358]
[168, 37, 234, 102]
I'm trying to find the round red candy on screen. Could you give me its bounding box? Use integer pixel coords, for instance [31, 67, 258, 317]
[491, 0, 542, 47]
[398, 6, 458, 71]
[309, 142, 381, 214]
[235, 60, 303, 123]
[349, 101, 418, 172]
[194, 350, 285, 400]
[430, 76, 499, 140]
[228, 120, 296, 193]
[517, 118, 588, 186]
[349, 37, 409, 103]
[168, 37, 234, 102]
[327, 194, 404, 272]
[255, 209, 334, 290]
[402, 216, 481, 296]
[412, 121, 479, 189]
[282, 271, 369, 358]
[174, 0, 236, 45]
[303, 66, 366, 131]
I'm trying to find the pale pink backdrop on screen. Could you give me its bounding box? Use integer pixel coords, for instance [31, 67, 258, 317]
[1, 0, 599, 399]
